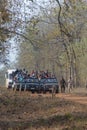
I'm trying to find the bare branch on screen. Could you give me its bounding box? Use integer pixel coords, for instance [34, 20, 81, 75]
[55, 0, 72, 38]
[0, 27, 35, 47]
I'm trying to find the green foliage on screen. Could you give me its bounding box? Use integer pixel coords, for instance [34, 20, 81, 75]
[14, 0, 87, 86]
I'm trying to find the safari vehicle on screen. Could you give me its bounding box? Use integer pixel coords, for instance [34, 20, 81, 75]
[12, 77, 59, 93]
[40, 78, 59, 93]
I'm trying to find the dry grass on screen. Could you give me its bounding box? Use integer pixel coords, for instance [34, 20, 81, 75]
[0, 87, 87, 130]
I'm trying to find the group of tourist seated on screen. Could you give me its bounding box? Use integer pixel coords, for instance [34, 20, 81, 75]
[11, 68, 56, 82]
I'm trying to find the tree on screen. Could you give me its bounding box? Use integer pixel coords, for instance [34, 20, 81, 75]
[1, 0, 86, 88]
[0, 0, 11, 64]
[55, 0, 87, 86]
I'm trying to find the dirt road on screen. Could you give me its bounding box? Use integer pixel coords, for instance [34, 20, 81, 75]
[1, 87, 87, 105]
[42, 87, 87, 105]
[0, 87, 87, 130]
[57, 93, 87, 105]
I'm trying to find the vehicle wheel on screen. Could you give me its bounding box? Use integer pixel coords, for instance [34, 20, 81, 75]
[31, 91, 35, 94]
[56, 85, 59, 93]
[56, 87, 59, 93]
[56, 89, 59, 93]
[37, 90, 41, 93]
[43, 90, 46, 94]
[49, 90, 52, 93]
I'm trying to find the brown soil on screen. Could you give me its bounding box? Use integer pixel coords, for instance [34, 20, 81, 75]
[57, 93, 87, 104]
[0, 87, 87, 130]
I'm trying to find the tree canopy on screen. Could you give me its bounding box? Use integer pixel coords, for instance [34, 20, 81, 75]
[0, 0, 87, 86]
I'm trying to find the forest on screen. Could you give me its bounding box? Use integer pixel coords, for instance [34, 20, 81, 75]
[0, 0, 87, 87]
[0, 1, 87, 130]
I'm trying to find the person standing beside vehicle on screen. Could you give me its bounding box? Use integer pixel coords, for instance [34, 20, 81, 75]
[60, 76, 66, 93]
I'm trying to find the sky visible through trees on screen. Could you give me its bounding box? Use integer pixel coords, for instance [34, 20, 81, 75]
[0, 0, 87, 87]
[0, 0, 53, 70]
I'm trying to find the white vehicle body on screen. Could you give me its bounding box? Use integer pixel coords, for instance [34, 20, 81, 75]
[5, 69, 16, 88]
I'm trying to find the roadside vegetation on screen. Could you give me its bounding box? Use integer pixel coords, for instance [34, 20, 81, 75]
[0, 1, 87, 130]
[0, 87, 87, 130]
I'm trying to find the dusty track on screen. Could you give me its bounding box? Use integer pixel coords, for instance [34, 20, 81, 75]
[1, 87, 87, 105]
[56, 93, 87, 105]
[0, 87, 87, 130]
[40, 87, 87, 105]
